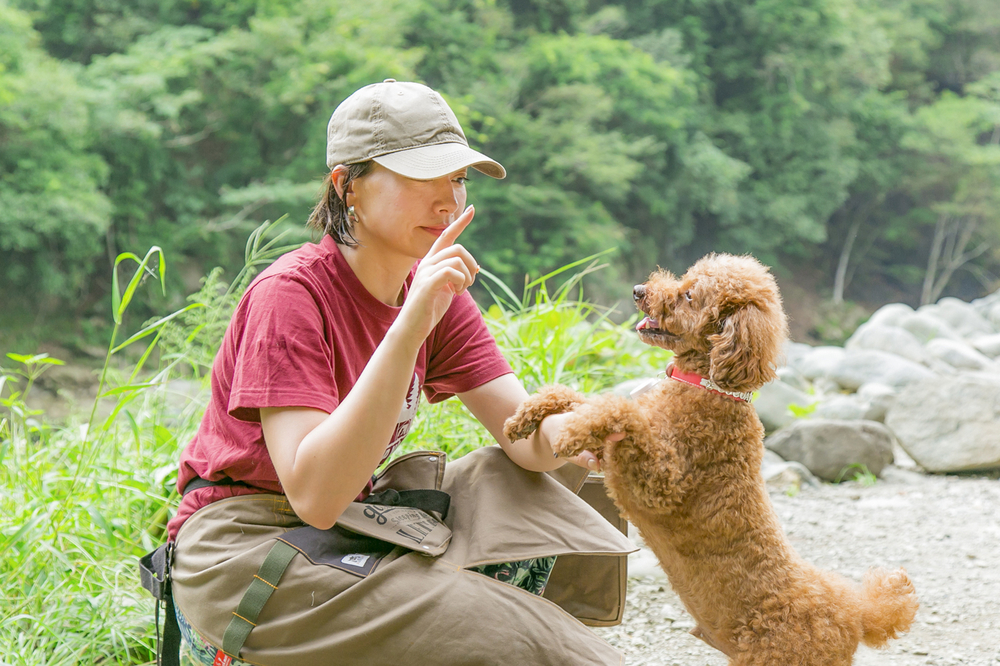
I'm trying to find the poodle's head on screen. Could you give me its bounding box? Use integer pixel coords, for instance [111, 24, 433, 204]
[633, 253, 788, 393]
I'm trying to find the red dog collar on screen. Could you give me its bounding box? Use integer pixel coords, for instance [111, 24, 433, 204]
[666, 363, 754, 403]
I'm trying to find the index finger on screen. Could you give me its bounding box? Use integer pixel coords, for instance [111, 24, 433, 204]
[427, 205, 475, 257]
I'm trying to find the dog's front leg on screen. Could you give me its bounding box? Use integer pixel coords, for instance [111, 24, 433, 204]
[503, 384, 587, 442]
[553, 396, 684, 512]
[548, 395, 649, 458]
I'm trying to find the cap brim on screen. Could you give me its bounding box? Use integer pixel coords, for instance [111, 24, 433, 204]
[372, 142, 506, 180]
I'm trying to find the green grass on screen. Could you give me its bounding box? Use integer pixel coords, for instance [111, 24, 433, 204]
[834, 463, 878, 486]
[1, 223, 669, 664]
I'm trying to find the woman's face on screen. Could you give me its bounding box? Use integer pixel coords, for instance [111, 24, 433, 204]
[347, 163, 469, 261]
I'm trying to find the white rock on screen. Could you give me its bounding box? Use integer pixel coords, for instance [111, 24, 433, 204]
[792, 346, 847, 381]
[971, 289, 1000, 324]
[762, 449, 786, 466]
[919, 298, 997, 339]
[878, 465, 926, 484]
[897, 310, 962, 343]
[885, 373, 1000, 473]
[781, 341, 814, 369]
[764, 419, 895, 482]
[984, 302, 1000, 329]
[867, 302, 915, 328]
[775, 366, 810, 392]
[972, 333, 1000, 359]
[762, 460, 821, 490]
[925, 338, 998, 371]
[812, 377, 842, 395]
[828, 349, 936, 391]
[856, 383, 897, 422]
[813, 395, 870, 421]
[845, 322, 928, 365]
[754, 380, 816, 432]
[628, 547, 667, 582]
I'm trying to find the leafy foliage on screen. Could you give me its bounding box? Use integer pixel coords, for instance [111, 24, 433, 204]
[2, 0, 1000, 332]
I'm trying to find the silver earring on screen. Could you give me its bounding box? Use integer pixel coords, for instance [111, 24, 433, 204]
[347, 205, 357, 222]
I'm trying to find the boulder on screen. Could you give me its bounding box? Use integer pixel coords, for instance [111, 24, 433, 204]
[764, 419, 895, 482]
[856, 382, 897, 422]
[971, 290, 1000, 327]
[866, 302, 915, 328]
[754, 380, 815, 432]
[972, 333, 1000, 359]
[781, 341, 815, 370]
[885, 373, 1000, 473]
[811, 377, 843, 396]
[775, 366, 810, 392]
[983, 302, 1000, 329]
[918, 298, 997, 339]
[845, 322, 927, 365]
[827, 349, 935, 391]
[897, 311, 961, 343]
[924, 338, 998, 372]
[812, 395, 869, 421]
[761, 449, 820, 491]
[790, 346, 846, 381]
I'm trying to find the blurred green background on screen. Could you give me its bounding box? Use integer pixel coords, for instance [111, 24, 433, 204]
[2, 0, 999, 350]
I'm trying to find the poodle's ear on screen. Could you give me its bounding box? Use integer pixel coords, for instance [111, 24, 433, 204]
[708, 302, 783, 393]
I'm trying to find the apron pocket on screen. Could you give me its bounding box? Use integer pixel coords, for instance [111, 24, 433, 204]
[278, 525, 397, 578]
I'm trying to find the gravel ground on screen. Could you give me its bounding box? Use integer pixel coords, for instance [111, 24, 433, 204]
[593, 466, 1000, 665]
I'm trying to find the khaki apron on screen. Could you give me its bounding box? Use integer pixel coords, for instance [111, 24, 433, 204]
[172, 446, 637, 666]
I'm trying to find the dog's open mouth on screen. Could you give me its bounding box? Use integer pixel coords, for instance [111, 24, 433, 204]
[635, 315, 677, 341]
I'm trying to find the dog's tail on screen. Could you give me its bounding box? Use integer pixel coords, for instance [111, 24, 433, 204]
[858, 567, 918, 648]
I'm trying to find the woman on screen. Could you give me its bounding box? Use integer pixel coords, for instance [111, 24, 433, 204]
[166, 80, 633, 666]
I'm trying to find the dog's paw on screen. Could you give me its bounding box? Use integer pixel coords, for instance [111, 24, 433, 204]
[550, 412, 608, 459]
[549, 430, 591, 459]
[502, 398, 553, 441]
[503, 386, 586, 442]
[503, 410, 541, 442]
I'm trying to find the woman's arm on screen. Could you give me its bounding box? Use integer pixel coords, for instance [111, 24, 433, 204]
[260, 321, 424, 529]
[261, 208, 479, 529]
[459, 374, 603, 473]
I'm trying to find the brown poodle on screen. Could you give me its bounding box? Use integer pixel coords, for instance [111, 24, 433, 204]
[504, 253, 918, 665]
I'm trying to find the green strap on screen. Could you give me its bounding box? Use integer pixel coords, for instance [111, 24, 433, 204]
[221, 540, 298, 658]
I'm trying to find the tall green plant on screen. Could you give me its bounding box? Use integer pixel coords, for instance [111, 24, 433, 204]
[0, 220, 299, 664]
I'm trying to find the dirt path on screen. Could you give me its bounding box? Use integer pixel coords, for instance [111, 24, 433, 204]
[593, 467, 1000, 665]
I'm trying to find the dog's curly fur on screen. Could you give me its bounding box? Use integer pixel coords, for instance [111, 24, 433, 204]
[505, 253, 918, 664]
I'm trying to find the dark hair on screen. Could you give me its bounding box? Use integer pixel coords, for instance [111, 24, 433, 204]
[307, 161, 374, 245]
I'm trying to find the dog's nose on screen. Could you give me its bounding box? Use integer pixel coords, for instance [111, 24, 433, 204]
[633, 285, 646, 303]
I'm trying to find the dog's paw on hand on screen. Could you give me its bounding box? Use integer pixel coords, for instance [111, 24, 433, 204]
[503, 412, 540, 442]
[549, 430, 589, 459]
[503, 400, 554, 442]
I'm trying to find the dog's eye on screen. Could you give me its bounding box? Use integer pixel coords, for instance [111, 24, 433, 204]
[683, 291, 693, 302]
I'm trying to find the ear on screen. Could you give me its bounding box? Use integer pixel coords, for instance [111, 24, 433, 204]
[708, 303, 781, 393]
[331, 165, 350, 201]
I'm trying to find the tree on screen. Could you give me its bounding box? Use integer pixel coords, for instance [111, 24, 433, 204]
[904, 83, 1000, 304]
[0, 3, 111, 307]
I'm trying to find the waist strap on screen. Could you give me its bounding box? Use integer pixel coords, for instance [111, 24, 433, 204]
[181, 475, 250, 497]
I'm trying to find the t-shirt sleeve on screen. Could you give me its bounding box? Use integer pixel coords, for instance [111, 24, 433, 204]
[227, 275, 339, 421]
[423, 291, 513, 403]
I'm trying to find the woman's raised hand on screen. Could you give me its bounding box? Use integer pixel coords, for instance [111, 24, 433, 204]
[398, 205, 479, 342]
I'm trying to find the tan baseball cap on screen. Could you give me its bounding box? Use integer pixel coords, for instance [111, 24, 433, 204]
[326, 79, 506, 180]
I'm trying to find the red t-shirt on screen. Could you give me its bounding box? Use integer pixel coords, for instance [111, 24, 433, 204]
[166, 235, 512, 541]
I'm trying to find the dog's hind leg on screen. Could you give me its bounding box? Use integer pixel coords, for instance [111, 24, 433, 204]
[503, 384, 586, 442]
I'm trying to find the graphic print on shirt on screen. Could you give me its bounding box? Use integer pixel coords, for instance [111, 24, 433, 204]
[381, 372, 420, 465]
